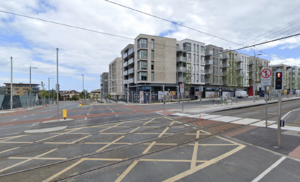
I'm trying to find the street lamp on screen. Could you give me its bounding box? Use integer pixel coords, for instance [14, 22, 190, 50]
[82, 74, 86, 105]
[253, 53, 262, 102]
[10, 57, 13, 110]
[286, 66, 293, 97]
[29, 66, 38, 107]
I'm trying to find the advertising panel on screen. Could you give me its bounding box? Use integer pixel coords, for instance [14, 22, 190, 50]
[205, 91, 217, 98]
[158, 91, 164, 100]
[139, 91, 144, 103]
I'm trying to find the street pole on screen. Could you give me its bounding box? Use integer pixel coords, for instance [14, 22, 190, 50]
[25, 91, 27, 109]
[199, 86, 202, 107]
[182, 92, 184, 111]
[163, 85, 165, 110]
[10, 57, 13, 110]
[177, 85, 179, 109]
[127, 81, 129, 104]
[265, 86, 268, 128]
[277, 90, 282, 147]
[48, 77, 50, 105]
[253, 55, 256, 102]
[290, 68, 293, 97]
[30, 66, 31, 108]
[56, 48, 59, 121]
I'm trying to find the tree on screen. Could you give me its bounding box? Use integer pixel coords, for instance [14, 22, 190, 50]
[71, 95, 78, 100]
[107, 93, 112, 99]
[39, 81, 48, 99]
[79, 90, 89, 99]
[184, 63, 192, 98]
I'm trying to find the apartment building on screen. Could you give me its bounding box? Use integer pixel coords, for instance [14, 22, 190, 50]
[108, 57, 123, 99]
[100, 72, 108, 98]
[122, 44, 134, 98]
[4, 83, 39, 96]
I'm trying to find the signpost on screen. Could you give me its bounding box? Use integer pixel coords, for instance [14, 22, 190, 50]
[261, 68, 272, 128]
[274, 70, 283, 148]
[180, 84, 184, 111]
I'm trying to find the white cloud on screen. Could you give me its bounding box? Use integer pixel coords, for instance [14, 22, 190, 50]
[1, 0, 300, 90]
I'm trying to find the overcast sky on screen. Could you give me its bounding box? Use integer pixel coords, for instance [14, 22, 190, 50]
[1, 0, 300, 92]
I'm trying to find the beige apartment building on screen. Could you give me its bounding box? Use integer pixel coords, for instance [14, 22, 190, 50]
[108, 58, 123, 100]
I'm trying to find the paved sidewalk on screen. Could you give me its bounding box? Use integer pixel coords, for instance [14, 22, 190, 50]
[170, 97, 300, 114]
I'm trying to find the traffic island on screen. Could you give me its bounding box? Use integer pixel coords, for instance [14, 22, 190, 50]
[24, 126, 67, 134]
[42, 118, 74, 124]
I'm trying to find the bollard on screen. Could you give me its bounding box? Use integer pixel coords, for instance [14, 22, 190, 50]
[63, 109, 67, 120]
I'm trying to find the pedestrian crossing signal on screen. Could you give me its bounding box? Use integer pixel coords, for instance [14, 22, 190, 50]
[275, 71, 283, 90]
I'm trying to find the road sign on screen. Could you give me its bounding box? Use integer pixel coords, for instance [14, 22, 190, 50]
[261, 68, 272, 86]
[274, 71, 283, 90]
[180, 83, 184, 93]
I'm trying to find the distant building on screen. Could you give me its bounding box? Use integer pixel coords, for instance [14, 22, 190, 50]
[108, 57, 123, 99]
[90, 89, 101, 100]
[100, 72, 108, 98]
[4, 83, 39, 96]
[0, 86, 5, 95]
[60, 90, 80, 101]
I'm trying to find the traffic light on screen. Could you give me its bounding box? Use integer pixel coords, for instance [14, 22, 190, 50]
[274, 71, 283, 90]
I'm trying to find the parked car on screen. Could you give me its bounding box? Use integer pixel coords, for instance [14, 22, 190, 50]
[235, 91, 248, 98]
[258, 90, 265, 97]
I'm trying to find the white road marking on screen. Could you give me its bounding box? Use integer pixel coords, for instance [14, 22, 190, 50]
[11, 118, 19, 121]
[281, 108, 300, 119]
[85, 117, 87, 120]
[22, 115, 28, 118]
[251, 156, 286, 182]
[31, 123, 38, 126]
[87, 113, 89, 115]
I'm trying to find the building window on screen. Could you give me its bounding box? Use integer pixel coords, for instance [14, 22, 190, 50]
[201, 46, 205, 53]
[138, 60, 147, 70]
[151, 50, 154, 60]
[197, 45, 199, 53]
[138, 71, 147, 81]
[138, 50, 147, 59]
[194, 54, 195, 62]
[151, 61, 154, 70]
[197, 55, 199, 63]
[194, 44, 196, 52]
[138, 38, 147, 48]
[151, 39, 154, 49]
[151, 72, 154, 81]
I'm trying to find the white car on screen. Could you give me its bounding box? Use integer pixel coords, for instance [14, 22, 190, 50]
[235, 91, 248, 98]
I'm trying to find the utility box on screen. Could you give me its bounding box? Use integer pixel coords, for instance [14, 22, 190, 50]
[63, 109, 67, 120]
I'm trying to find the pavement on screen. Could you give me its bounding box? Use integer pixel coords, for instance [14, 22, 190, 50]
[0, 101, 299, 181]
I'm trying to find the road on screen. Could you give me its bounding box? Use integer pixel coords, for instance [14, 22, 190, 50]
[0, 100, 299, 181]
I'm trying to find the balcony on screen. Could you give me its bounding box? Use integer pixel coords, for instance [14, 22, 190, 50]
[123, 61, 128, 67]
[128, 48, 134, 56]
[205, 50, 213, 56]
[223, 81, 228, 85]
[220, 72, 224, 76]
[205, 69, 213, 74]
[177, 57, 187, 62]
[177, 67, 186, 72]
[205, 79, 211, 83]
[128, 78, 134, 83]
[236, 58, 242, 62]
[128, 68, 134, 74]
[123, 71, 128, 76]
[248, 61, 254, 65]
[205, 60, 213, 65]
[238, 73, 243, 77]
[222, 64, 229, 68]
[177, 46, 191, 52]
[123, 52, 128, 59]
[258, 63, 265, 67]
[236, 65, 243, 70]
[219, 54, 223, 59]
[222, 54, 229, 60]
[128, 58, 134, 65]
[178, 77, 184, 82]
[219, 79, 223, 84]
[201, 60, 205, 65]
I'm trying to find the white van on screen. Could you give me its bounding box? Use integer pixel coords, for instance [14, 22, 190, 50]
[235, 91, 248, 98]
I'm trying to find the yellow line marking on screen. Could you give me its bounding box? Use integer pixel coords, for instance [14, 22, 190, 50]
[0, 135, 26, 142]
[8, 157, 67, 160]
[100, 133, 127, 135]
[44, 158, 85, 182]
[0, 141, 33, 144]
[0, 147, 19, 154]
[36, 129, 80, 142]
[200, 130, 211, 135]
[134, 133, 173, 135]
[99, 122, 124, 132]
[170, 121, 175, 126]
[115, 160, 139, 182]
[163, 145, 246, 182]
[175, 121, 182, 124]
[158, 127, 169, 138]
[96, 136, 124, 153]
[143, 118, 155, 125]
[164, 117, 173, 121]
[142, 143, 177, 146]
[84, 158, 123, 161]
[0, 148, 57, 173]
[139, 159, 207, 163]
[51, 133, 91, 135]
[142, 141, 156, 154]
[191, 142, 198, 169]
[216, 136, 239, 145]
[184, 124, 189, 127]
[196, 130, 200, 139]
[44, 135, 91, 144]
[85, 142, 131, 145]
[129, 127, 140, 133]
[188, 144, 238, 146]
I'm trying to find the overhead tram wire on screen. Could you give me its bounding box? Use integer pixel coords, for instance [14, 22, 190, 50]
[104, 0, 273, 58]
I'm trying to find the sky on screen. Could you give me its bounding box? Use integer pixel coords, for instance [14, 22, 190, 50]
[1, 0, 300, 92]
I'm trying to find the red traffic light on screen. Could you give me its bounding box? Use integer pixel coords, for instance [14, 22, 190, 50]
[276, 72, 282, 78]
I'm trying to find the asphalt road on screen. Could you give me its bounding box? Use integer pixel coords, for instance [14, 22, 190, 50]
[0, 101, 299, 181]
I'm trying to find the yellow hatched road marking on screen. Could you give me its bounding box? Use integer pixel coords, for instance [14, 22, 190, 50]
[170, 121, 175, 126]
[216, 136, 239, 145]
[142, 143, 177, 146]
[164, 117, 173, 121]
[100, 133, 126, 135]
[0, 141, 33, 144]
[115, 160, 139, 182]
[96, 136, 124, 153]
[36, 129, 80, 142]
[158, 127, 169, 138]
[190, 142, 199, 169]
[85, 142, 131, 145]
[84, 158, 123, 161]
[163, 145, 246, 182]
[0, 148, 57, 173]
[143, 118, 155, 125]
[196, 130, 200, 139]
[142, 141, 156, 154]
[188, 144, 238, 146]
[129, 127, 140, 133]
[9, 157, 67, 160]
[0, 147, 19, 154]
[139, 159, 207, 163]
[99, 122, 124, 132]
[134, 133, 173, 135]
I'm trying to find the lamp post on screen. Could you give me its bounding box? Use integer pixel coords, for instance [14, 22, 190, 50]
[82, 74, 86, 105]
[56, 48, 59, 121]
[253, 53, 261, 102]
[10, 57, 13, 110]
[286, 66, 293, 97]
[29, 66, 38, 107]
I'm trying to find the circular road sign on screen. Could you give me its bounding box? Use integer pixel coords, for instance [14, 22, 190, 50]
[261, 68, 272, 78]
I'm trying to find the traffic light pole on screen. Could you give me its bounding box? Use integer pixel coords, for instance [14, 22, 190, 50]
[163, 85, 165, 110]
[277, 90, 282, 148]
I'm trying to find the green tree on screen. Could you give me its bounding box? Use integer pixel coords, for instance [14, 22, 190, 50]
[79, 90, 89, 99]
[71, 95, 78, 100]
[39, 81, 48, 99]
[107, 93, 112, 99]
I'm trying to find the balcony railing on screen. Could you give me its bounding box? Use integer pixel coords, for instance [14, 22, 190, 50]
[128, 58, 134, 65]
[177, 67, 186, 72]
[236, 66, 243, 70]
[222, 64, 229, 68]
[219, 54, 223, 59]
[205, 50, 213, 56]
[128, 78, 134, 83]
[220, 72, 224, 76]
[123, 71, 128, 76]
[128, 48, 134, 55]
[177, 57, 187, 62]
[178, 77, 184, 82]
[128, 68, 134, 74]
[123, 52, 128, 59]
[123, 61, 128, 67]
[205, 69, 213, 74]
[205, 60, 213, 65]
[222, 54, 229, 60]
[236, 58, 242, 62]
[177, 46, 191, 52]
[201, 60, 205, 65]
[205, 79, 211, 83]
